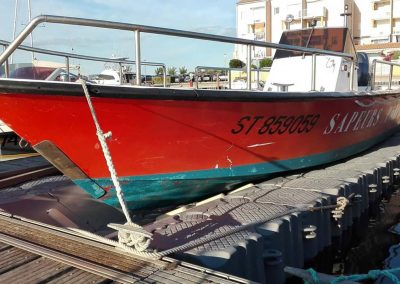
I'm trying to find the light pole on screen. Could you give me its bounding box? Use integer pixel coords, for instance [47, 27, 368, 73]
[340, 4, 351, 28]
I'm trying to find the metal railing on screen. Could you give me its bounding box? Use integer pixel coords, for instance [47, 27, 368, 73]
[0, 15, 355, 90]
[194, 66, 270, 90]
[0, 39, 167, 87]
[371, 59, 400, 90]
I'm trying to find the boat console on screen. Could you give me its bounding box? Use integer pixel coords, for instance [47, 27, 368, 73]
[265, 27, 357, 92]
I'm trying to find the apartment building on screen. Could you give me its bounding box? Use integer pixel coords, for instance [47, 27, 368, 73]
[367, 0, 400, 44]
[234, 0, 400, 62]
[270, 0, 354, 42]
[234, 0, 271, 61]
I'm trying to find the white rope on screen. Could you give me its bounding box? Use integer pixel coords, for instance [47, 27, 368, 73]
[78, 79, 139, 228]
[70, 197, 351, 259]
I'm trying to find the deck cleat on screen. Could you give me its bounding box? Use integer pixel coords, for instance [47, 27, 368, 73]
[303, 225, 317, 239]
[108, 222, 153, 252]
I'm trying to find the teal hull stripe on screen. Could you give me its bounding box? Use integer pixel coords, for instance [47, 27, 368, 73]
[74, 130, 395, 209]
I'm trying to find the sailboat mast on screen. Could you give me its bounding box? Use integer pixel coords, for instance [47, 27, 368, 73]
[28, 0, 34, 60]
[11, 0, 19, 64]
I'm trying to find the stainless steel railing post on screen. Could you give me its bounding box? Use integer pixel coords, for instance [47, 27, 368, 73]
[65, 56, 70, 82]
[367, 59, 400, 91]
[3, 44, 9, 78]
[0, 15, 355, 69]
[371, 59, 377, 90]
[228, 69, 231, 89]
[311, 54, 316, 91]
[349, 60, 354, 91]
[246, 45, 252, 90]
[4, 59, 9, 78]
[162, 65, 167, 87]
[135, 30, 141, 86]
[119, 62, 123, 85]
[195, 67, 199, 89]
[0, 39, 164, 81]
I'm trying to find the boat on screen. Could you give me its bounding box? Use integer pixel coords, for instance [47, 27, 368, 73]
[88, 58, 136, 85]
[0, 16, 399, 210]
[0, 59, 80, 154]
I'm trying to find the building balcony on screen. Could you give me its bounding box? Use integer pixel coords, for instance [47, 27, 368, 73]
[370, 28, 391, 38]
[394, 8, 400, 19]
[371, 10, 391, 20]
[302, 6, 327, 19]
[284, 9, 302, 20]
[281, 6, 327, 22]
[371, 0, 390, 2]
[240, 33, 265, 41]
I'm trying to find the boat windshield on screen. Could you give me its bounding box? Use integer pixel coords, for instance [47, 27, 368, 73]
[9, 66, 57, 80]
[274, 27, 356, 60]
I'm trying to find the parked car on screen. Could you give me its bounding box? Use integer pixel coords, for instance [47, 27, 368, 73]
[141, 75, 153, 84]
[202, 75, 211, 81]
[219, 74, 228, 81]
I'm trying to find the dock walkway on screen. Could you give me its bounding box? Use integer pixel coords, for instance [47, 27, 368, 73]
[145, 132, 400, 283]
[0, 211, 250, 283]
[1, 132, 400, 283]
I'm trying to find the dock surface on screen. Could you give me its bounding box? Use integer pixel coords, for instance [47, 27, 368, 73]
[0, 211, 250, 283]
[2, 133, 400, 283]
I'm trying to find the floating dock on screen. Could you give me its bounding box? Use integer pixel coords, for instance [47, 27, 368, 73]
[144, 131, 400, 283]
[0, 213, 249, 283]
[1, 133, 400, 283]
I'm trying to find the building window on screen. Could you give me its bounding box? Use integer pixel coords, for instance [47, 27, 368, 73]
[274, 7, 279, 15]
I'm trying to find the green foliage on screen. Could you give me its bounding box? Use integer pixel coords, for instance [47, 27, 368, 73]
[251, 64, 257, 69]
[229, 59, 245, 68]
[179, 66, 188, 75]
[167, 67, 177, 76]
[259, 57, 273, 68]
[153, 76, 171, 85]
[393, 51, 400, 60]
[154, 67, 164, 75]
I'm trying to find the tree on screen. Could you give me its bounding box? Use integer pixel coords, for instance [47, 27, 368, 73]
[167, 67, 177, 76]
[229, 59, 245, 68]
[393, 51, 400, 60]
[259, 57, 273, 68]
[154, 67, 164, 75]
[179, 66, 188, 75]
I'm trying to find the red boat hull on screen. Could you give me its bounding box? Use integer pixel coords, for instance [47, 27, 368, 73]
[0, 81, 399, 208]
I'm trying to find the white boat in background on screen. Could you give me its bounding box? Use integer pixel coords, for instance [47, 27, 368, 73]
[89, 60, 135, 85]
[0, 60, 79, 81]
[0, 60, 79, 155]
[89, 69, 121, 85]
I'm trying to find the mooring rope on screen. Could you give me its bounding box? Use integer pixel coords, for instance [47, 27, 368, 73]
[70, 198, 349, 259]
[78, 79, 146, 237]
[304, 267, 400, 284]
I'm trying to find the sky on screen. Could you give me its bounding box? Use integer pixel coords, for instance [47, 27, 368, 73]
[0, 0, 237, 75]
